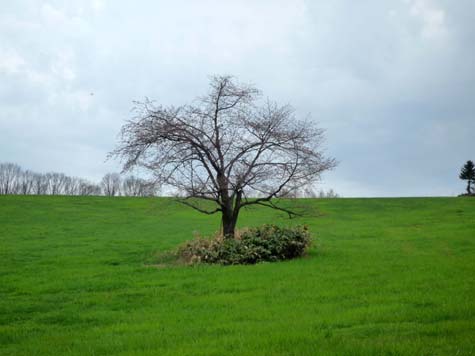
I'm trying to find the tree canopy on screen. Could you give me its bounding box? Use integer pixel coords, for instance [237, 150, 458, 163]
[112, 75, 336, 236]
[459, 160, 475, 195]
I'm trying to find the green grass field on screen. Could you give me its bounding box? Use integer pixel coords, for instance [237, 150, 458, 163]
[1, 196, 474, 355]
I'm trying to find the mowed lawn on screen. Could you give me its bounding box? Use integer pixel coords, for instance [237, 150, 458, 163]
[0, 196, 474, 355]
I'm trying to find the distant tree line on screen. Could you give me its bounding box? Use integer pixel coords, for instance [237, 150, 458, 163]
[279, 184, 340, 198]
[100, 172, 157, 197]
[0, 162, 158, 197]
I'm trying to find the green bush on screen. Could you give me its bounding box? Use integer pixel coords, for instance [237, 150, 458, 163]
[177, 225, 311, 265]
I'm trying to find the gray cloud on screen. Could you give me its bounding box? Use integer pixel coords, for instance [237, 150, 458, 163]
[1, 0, 474, 196]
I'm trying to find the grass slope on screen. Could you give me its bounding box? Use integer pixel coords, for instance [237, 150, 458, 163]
[0, 196, 474, 355]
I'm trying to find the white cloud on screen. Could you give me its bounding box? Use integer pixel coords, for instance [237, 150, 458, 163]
[91, 0, 106, 14]
[408, 0, 448, 40]
[0, 49, 26, 74]
[50, 49, 77, 81]
[41, 3, 68, 26]
[49, 90, 94, 112]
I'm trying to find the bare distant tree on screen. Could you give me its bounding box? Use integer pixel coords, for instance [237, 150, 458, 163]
[46, 172, 68, 195]
[0, 163, 21, 195]
[121, 175, 142, 196]
[121, 175, 158, 197]
[101, 173, 121, 196]
[63, 176, 78, 195]
[318, 188, 339, 198]
[18, 170, 35, 195]
[78, 179, 101, 196]
[0, 162, 104, 196]
[303, 184, 317, 198]
[278, 184, 339, 199]
[32, 173, 49, 195]
[142, 184, 158, 197]
[112, 75, 336, 236]
[122, 175, 141, 196]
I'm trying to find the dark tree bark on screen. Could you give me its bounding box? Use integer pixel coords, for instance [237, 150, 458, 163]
[111, 75, 337, 237]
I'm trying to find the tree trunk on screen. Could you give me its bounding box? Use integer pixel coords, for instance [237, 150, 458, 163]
[222, 208, 237, 237]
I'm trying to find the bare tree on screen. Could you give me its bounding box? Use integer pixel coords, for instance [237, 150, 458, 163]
[0, 163, 21, 195]
[277, 183, 339, 199]
[0, 162, 104, 196]
[303, 185, 318, 198]
[78, 179, 101, 196]
[63, 176, 79, 195]
[32, 173, 49, 195]
[45, 172, 68, 195]
[122, 175, 141, 196]
[113, 76, 337, 236]
[318, 188, 339, 198]
[101, 173, 121, 196]
[122, 175, 158, 197]
[18, 170, 35, 195]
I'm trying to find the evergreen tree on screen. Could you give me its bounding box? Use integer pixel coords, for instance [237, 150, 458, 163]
[459, 160, 475, 194]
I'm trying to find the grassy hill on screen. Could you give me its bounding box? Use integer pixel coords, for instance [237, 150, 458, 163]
[1, 196, 474, 355]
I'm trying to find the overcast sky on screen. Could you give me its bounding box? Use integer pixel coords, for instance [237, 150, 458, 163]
[1, 0, 474, 197]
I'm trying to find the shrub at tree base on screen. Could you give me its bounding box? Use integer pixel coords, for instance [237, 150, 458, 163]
[177, 225, 311, 265]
